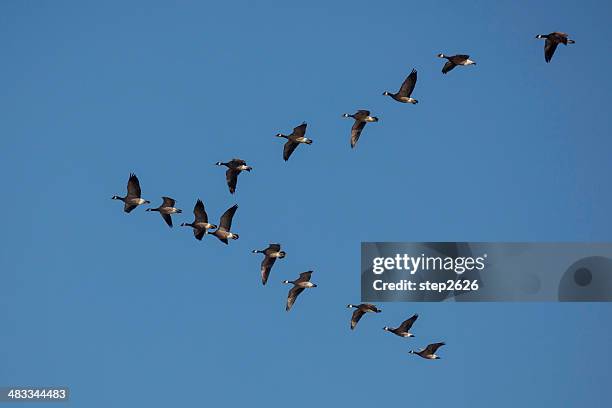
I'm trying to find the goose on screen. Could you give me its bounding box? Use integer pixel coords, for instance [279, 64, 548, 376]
[347, 303, 381, 330]
[535, 32, 575, 63]
[283, 271, 317, 311]
[252, 243, 286, 285]
[383, 314, 418, 338]
[383, 69, 418, 104]
[211, 204, 239, 244]
[409, 342, 445, 360]
[276, 122, 312, 161]
[215, 159, 252, 194]
[180, 199, 217, 240]
[437, 54, 476, 74]
[342, 110, 379, 149]
[146, 197, 182, 227]
[112, 173, 150, 213]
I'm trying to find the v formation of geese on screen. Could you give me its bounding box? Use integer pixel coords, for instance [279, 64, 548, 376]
[112, 32, 573, 360]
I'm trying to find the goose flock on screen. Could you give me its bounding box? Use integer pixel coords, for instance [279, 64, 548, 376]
[112, 33, 574, 360]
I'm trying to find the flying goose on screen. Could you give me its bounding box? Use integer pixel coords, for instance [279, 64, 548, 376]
[112, 173, 150, 213]
[383, 69, 418, 104]
[146, 197, 182, 227]
[180, 199, 217, 240]
[347, 303, 381, 330]
[409, 342, 446, 360]
[252, 243, 286, 285]
[342, 110, 379, 149]
[283, 271, 317, 311]
[215, 158, 252, 194]
[211, 204, 239, 244]
[535, 32, 575, 63]
[383, 314, 418, 338]
[276, 122, 313, 161]
[437, 54, 476, 74]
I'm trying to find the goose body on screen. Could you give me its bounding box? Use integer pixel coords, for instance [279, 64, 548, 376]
[437, 54, 476, 74]
[146, 197, 182, 227]
[383, 69, 418, 103]
[342, 110, 379, 148]
[283, 271, 317, 311]
[383, 314, 418, 338]
[180, 199, 217, 240]
[536, 32, 575, 63]
[253, 243, 286, 285]
[112, 173, 150, 213]
[409, 342, 445, 360]
[276, 122, 312, 161]
[215, 158, 252, 194]
[211, 204, 240, 244]
[347, 303, 381, 330]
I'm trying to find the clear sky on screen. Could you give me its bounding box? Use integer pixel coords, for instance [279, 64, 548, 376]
[1, 0, 611, 406]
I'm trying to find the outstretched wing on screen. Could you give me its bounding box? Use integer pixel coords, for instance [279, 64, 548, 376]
[161, 213, 173, 228]
[544, 39, 558, 63]
[283, 140, 300, 161]
[425, 342, 446, 355]
[194, 228, 205, 241]
[399, 69, 417, 97]
[351, 309, 366, 330]
[442, 61, 456, 74]
[295, 271, 313, 283]
[286, 286, 305, 311]
[226, 168, 239, 194]
[219, 204, 238, 231]
[291, 122, 307, 137]
[260, 256, 277, 285]
[398, 314, 419, 332]
[350, 120, 367, 149]
[126, 173, 142, 198]
[265, 243, 281, 254]
[124, 202, 138, 213]
[193, 199, 208, 223]
[161, 196, 176, 208]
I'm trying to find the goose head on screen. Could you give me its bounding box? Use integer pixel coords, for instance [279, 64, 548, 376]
[276, 133, 287, 139]
[437, 53, 445, 58]
[383, 326, 390, 331]
[111, 195, 121, 200]
[278, 251, 287, 258]
[382, 91, 391, 96]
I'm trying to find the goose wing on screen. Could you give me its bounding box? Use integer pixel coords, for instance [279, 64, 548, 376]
[398, 314, 419, 332]
[161, 196, 176, 208]
[260, 256, 277, 285]
[399, 69, 417, 97]
[295, 271, 313, 283]
[193, 199, 208, 223]
[194, 228, 205, 241]
[161, 213, 173, 228]
[424, 342, 445, 355]
[228, 158, 246, 168]
[218, 204, 238, 231]
[283, 140, 300, 161]
[126, 173, 142, 198]
[226, 168, 239, 194]
[291, 122, 307, 138]
[286, 286, 305, 311]
[363, 303, 379, 312]
[442, 61, 456, 74]
[353, 110, 370, 120]
[350, 308, 366, 330]
[350, 120, 367, 149]
[123, 202, 138, 213]
[265, 243, 281, 254]
[544, 39, 558, 63]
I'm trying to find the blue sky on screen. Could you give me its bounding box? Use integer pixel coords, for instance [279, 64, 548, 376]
[1, 0, 611, 406]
